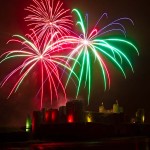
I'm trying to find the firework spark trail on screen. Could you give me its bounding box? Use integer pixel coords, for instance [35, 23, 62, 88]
[0, 0, 139, 107]
[0, 31, 78, 109]
[25, 0, 73, 42]
[60, 9, 139, 104]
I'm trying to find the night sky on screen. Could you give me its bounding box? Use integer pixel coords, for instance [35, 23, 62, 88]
[0, 0, 149, 127]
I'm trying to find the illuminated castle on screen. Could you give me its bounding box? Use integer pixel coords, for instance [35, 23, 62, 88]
[28, 100, 124, 134]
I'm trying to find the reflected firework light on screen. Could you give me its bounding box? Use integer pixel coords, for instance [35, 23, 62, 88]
[66, 100, 84, 123]
[67, 114, 74, 123]
[32, 110, 43, 133]
[45, 109, 58, 123]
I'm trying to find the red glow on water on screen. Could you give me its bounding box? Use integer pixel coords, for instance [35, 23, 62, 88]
[67, 114, 74, 123]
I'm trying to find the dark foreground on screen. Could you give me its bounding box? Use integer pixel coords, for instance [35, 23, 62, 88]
[1, 123, 150, 150]
[0, 136, 150, 150]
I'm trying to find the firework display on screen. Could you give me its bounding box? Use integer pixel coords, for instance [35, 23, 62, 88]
[64, 9, 139, 103]
[0, 0, 139, 108]
[0, 31, 76, 109]
[25, 0, 73, 41]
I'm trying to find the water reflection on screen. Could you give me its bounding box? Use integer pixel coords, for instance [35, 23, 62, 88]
[31, 137, 150, 150]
